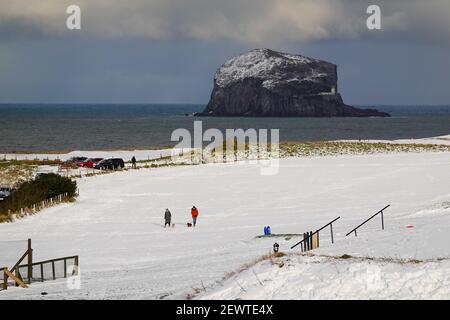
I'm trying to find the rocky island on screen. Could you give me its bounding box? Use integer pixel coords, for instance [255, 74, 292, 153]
[196, 49, 390, 117]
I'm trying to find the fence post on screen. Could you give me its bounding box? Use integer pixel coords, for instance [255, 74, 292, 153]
[317, 230, 320, 248]
[2, 267, 7, 290]
[52, 261, 56, 280]
[302, 233, 306, 252]
[27, 239, 33, 284]
[381, 210, 385, 230]
[330, 223, 334, 244]
[306, 232, 310, 251]
[309, 231, 312, 250]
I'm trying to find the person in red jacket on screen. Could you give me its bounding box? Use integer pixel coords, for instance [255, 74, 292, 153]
[191, 206, 199, 227]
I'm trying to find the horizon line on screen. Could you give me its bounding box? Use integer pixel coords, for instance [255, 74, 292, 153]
[0, 103, 449, 107]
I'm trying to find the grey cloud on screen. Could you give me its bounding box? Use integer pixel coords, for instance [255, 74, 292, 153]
[0, 0, 449, 44]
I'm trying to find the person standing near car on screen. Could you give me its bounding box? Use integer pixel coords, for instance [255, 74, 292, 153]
[131, 156, 137, 169]
[191, 206, 199, 227]
[164, 208, 172, 228]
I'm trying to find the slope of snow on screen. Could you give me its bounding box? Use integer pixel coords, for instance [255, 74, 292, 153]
[0, 152, 449, 299]
[200, 255, 450, 300]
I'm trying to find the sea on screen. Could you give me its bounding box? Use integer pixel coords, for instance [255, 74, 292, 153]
[0, 104, 449, 153]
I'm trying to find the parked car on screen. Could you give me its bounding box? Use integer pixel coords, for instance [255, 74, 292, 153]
[0, 186, 15, 201]
[33, 172, 52, 180]
[61, 156, 88, 169]
[94, 158, 125, 170]
[78, 158, 103, 168]
[68, 157, 88, 165]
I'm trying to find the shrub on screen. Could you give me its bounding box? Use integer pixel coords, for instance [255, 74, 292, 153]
[0, 174, 77, 216]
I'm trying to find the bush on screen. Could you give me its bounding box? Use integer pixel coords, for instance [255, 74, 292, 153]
[0, 174, 77, 217]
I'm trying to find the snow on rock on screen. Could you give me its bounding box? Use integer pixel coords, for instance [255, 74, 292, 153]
[215, 49, 318, 88]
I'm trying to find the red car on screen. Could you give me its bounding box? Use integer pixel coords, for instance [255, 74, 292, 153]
[78, 158, 103, 168]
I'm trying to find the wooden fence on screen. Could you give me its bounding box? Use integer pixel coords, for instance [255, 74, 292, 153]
[5, 192, 73, 221]
[1, 238, 79, 290]
[1, 239, 32, 290]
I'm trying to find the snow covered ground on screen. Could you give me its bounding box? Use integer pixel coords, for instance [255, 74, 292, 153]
[340, 134, 450, 146]
[0, 151, 449, 299]
[200, 254, 450, 300]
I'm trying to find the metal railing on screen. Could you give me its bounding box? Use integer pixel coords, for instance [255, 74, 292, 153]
[17, 255, 79, 282]
[291, 216, 341, 250]
[2, 239, 32, 290]
[345, 205, 390, 237]
[2, 238, 79, 290]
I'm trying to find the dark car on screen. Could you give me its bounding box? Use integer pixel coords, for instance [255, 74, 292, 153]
[68, 157, 88, 164]
[0, 186, 15, 201]
[94, 158, 125, 170]
[62, 156, 88, 169]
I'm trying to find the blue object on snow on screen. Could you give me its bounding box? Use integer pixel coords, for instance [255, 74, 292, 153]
[264, 226, 271, 236]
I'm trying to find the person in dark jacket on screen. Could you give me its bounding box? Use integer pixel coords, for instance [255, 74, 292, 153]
[131, 156, 137, 169]
[164, 208, 172, 228]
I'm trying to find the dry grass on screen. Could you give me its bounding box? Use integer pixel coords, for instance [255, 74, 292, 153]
[295, 252, 449, 265]
[0, 159, 61, 187]
[279, 141, 450, 158]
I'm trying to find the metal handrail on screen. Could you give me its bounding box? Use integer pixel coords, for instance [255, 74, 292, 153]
[18, 255, 78, 268]
[345, 205, 390, 237]
[291, 216, 340, 249]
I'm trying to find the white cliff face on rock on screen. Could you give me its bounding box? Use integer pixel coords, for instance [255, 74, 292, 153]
[215, 49, 322, 89]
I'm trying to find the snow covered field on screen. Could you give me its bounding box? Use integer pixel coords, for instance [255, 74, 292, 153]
[0, 151, 449, 299]
[340, 134, 450, 146]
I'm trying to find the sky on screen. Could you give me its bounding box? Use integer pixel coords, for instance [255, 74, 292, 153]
[0, 0, 449, 106]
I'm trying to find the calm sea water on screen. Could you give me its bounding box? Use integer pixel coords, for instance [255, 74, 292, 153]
[0, 104, 449, 152]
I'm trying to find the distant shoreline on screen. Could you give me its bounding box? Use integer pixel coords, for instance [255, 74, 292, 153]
[1, 135, 449, 160]
[1, 104, 449, 153]
[1, 135, 450, 155]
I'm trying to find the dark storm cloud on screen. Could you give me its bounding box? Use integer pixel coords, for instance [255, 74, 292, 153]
[1, 0, 450, 44]
[0, 0, 449, 104]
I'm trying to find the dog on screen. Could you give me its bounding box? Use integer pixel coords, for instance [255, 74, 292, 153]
[187, 223, 193, 227]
